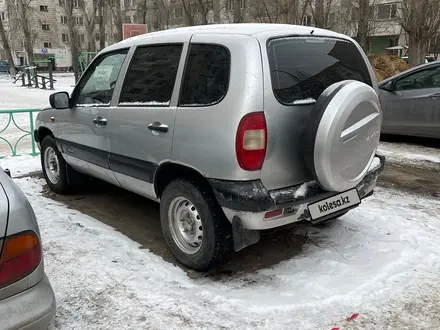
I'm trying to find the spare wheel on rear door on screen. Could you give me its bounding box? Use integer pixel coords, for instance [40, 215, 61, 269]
[303, 80, 382, 192]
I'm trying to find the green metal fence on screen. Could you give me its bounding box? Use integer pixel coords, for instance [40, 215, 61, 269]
[0, 109, 41, 158]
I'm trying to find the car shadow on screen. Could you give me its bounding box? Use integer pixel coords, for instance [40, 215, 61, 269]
[381, 134, 439, 148]
[39, 176, 321, 279]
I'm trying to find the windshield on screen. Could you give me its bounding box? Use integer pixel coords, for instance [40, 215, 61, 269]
[267, 36, 372, 105]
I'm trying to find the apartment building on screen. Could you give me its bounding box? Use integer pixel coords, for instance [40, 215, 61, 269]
[0, 0, 412, 68]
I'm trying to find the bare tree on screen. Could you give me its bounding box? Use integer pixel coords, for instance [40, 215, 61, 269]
[98, 1, 106, 50]
[107, 0, 123, 41]
[136, 0, 148, 24]
[82, 0, 100, 52]
[16, 0, 34, 66]
[181, 0, 196, 26]
[0, 17, 15, 75]
[398, 0, 440, 66]
[307, 0, 337, 29]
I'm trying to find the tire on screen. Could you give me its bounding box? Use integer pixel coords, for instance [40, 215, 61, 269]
[41, 136, 71, 194]
[160, 179, 233, 271]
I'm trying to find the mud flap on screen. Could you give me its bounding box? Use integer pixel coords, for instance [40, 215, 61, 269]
[232, 216, 260, 252]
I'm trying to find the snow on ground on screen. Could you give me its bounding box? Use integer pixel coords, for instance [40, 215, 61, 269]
[0, 74, 75, 156]
[2, 157, 440, 329]
[378, 141, 440, 167]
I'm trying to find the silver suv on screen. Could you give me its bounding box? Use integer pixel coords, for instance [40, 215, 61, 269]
[34, 24, 385, 271]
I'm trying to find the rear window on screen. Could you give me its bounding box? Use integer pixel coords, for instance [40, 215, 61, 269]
[267, 37, 372, 105]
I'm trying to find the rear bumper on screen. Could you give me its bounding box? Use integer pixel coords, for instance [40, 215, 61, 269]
[210, 154, 385, 230]
[0, 275, 56, 330]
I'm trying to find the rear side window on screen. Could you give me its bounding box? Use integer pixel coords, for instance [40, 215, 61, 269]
[119, 44, 183, 106]
[179, 44, 230, 106]
[267, 37, 372, 105]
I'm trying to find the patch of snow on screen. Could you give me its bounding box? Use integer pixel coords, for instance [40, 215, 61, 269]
[0, 155, 41, 177]
[4, 156, 440, 329]
[368, 156, 381, 172]
[293, 98, 316, 105]
[119, 101, 170, 106]
[294, 181, 311, 198]
[378, 142, 440, 167]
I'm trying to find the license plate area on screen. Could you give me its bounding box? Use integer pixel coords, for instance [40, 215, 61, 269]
[308, 188, 361, 220]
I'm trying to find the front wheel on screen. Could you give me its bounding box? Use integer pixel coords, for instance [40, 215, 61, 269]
[41, 136, 71, 194]
[160, 179, 233, 271]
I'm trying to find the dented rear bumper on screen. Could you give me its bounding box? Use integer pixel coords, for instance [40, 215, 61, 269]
[211, 154, 385, 230]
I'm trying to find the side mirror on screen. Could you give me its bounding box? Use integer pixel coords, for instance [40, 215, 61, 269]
[49, 91, 70, 109]
[380, 80, 395, 92]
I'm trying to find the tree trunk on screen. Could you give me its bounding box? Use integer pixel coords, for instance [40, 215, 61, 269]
[99, 3, 106, 50]
[16, 0, 34, 66]
[314, 0, 325, 28]
[115, 0, 123, 41]
[0, 17, 15, 75]
[408, 36, 426, 66]
[233, 0, 243, 23]
[357, 0, 369, 53]
[67, 4, 79, 82]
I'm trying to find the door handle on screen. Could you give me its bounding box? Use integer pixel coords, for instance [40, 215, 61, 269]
[429, 93, 440, 99]
[148, 122, 168, 133]
[93, 117, 107, 125]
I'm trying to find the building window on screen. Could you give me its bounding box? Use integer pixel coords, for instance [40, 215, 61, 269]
[75, 17, 84, 25]
[0, 12, 6, 22]
[60, 16, 67, 24]
[42, 24, 50, 30]
[125, 15, 131, 23]
[40, 5, 48, 12]
[302, 15, 312, 26]
[62, 33, 69, 42]
[377, 3, 398, 20]
[95, 33, 100, 41]
[227, 0, 233, 11]
[59, 0, 66, 6]
[124, 0, 133, 7]
[73, 0, 81, 8]
[44, 42, 52, 48]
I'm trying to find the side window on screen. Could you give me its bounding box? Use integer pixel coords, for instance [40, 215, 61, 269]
[395, 66, 440, 91]
[74, 50, 128, 106]
[179, 44, 230, 106]
[119, 44, 183, 106]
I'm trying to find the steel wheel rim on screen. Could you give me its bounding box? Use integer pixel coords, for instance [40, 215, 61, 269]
[44, 147, 60, 185]
[168, 197, 203, 255]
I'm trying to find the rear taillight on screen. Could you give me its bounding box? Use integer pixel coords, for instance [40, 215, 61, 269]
[236, 112, 267, 171]
[0, 231, 41, 289]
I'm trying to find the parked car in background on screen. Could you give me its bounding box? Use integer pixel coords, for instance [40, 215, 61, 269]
[379, 60, 440, 139]
[0, 167, 56, 329]
[35, 24, 385, 271]
[0, 60, 19, 74]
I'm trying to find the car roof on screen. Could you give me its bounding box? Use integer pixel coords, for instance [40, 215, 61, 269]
[379, 60, 440, 85]
[104, 23, 348, 53]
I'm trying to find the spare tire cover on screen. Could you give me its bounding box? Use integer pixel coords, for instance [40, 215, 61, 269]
[303, 80, 382, 192]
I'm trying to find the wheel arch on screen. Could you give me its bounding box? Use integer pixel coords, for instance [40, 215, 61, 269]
[154, 162, 214, 199]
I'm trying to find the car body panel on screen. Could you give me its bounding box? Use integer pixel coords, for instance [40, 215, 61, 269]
[172, 33, 263, 182]
[107, 36, 190, 199]
[379, 61, 440, 138]
[0, 168, 56, 329]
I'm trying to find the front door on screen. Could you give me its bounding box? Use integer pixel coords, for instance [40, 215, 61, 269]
[107, 42, 188, 199]
[56, 49, 129, 184]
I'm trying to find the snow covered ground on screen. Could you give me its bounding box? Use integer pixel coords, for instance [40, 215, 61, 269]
[1, 155, 440, 329]
[0, 74, 74, 156]
[379, 141, 440, 167]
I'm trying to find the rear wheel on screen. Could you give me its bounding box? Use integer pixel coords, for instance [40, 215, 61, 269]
[41, 136, 71, 194]
[160, 179, 233, 271]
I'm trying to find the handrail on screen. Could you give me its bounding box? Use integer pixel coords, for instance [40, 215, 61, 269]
[0, 108, 41, 158]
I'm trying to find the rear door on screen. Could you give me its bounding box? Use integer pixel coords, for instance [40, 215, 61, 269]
[383, 64, 440, 137]
[260, 36, 375, 190]
[107, 41, 189, 199]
